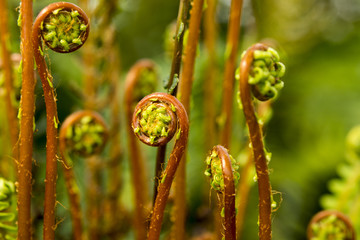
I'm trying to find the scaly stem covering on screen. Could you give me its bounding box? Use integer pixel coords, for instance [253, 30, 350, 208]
[238, 43, 285, 239]
[124, 59, 157, 240]
[0, 0, 19, 174]
[132, 92, 189, 240]
[175, 0, 204, 238]
[32, 3, 89, 239]
[18, 0, 35, 239]
[220, 0, 244, 148]
[204, 145, 240, 240]
[59, 110, 108, 240]
[307, 210, 355, 240]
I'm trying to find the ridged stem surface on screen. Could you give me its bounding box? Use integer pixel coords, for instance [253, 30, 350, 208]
[239, 43, 272, 240]
[17, 0, 35, 238]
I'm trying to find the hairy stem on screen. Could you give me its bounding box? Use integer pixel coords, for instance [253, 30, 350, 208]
[239, 43, 272, 240]
[0, 0, 19, 176]
[132, 93, 189, 240]
[17, 0, 35, 239]
[220, 0, 244, 148]
[174, 0, 204, 238]
[32, 3, 89, 239]
[215, 146, 236, 240]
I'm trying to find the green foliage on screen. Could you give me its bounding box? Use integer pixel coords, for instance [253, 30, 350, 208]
[0, 178, 17, 240]
[320, 125, 360, 238]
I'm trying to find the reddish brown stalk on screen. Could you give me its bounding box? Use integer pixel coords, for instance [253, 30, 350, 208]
[165, 0, 189, 93]
[59, 110, 108, 240]
[0, 0, 19, 174]
[307, 210, 356, 240]
[174, 0, 204, 238]
[220, 0, 244, 148]
[236, 101, 272, 239]
[239, 43, 272, 239]
[203, 0, 218, 150]
[155, 0, 190, 208]
[17, 0, 35, 239]
[132, 92, 189, 240]
[213, 145, 236, 240]
[124, 59, 156, 240]
[32, 3, 90, 239]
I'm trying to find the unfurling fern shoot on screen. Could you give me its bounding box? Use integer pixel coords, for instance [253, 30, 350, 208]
[132, 92, 189, 240]
[124, 59, 157, 240]
[32, 2, 89, 239]
[238, 43, 285, 239]
[307, 210, 355, 240]
[59, 110, 108, 240]
[204, 145, 240, 240]
[0, 178, 17, 240]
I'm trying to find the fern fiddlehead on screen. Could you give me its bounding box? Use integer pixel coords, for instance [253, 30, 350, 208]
[124, 59, 157, 240]
[320, 125, 360, 237]
[238, 43, 285, 239]
[0, 178, 17, 240]
[307, 210, 355, 240]
[59, 110, 108, 240]
[204, 145, 240, 240]
[32, 2, 89, 239]
[132, 92, 189, 240]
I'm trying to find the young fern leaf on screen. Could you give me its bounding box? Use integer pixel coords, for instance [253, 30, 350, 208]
[307, 210, 355, 240]
[32, 3, 89, 239]
[204, 145, 240, 240]
[59, 110, 108, 240]
[238, 43, 285, 240]
[320, 125, 360, 236]
[132, 92, 189, 240]
[0, 178, 17, 240]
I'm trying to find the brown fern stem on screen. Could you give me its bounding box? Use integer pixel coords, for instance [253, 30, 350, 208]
[132, 92, 189, 240]
[214, 145, 236, 240]
[220, 0, 244, 148]
[239, 43, 272, 240]
[174, 0, 204, 238]
[17, 0, 35, 239]
[32, 3, 90, 239]
[0, 0, 19, 175]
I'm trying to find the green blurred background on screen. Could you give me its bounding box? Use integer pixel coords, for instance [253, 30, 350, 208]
[1, 0, 360, 239]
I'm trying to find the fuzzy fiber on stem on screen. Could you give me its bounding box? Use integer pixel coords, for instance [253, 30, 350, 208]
[132, 92, 189, 240]
[32, 2, 89, 239]
[239, 43, 272, 240]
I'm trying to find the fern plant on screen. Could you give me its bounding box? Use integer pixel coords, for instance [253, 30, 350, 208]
[0, 178, 17, 240]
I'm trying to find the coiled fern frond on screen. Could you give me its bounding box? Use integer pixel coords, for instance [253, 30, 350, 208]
[0, 178, 16, 240]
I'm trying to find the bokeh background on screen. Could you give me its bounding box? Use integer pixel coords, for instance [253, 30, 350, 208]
[1, 0, 360, 239]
